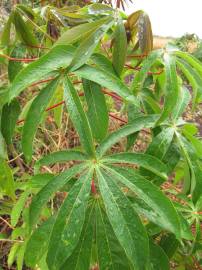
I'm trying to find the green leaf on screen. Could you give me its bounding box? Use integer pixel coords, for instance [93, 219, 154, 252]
[91, 53, 116, 75]
[96, 168, 149, 270]
[157, 54, 180, 124]
[103, 152, 167, 179]
[112, 19, 127, 76]
[176, 59, 201, 106]
[131, 50, 162, 94]
[74, 64, 135, 103]
[0, 158, 15, 200]
[1, 14, 13, 47]
[64, 76, 95, 157]
[104, 166, 181, 237]
[25, 216, 55, 268]
[22, 77, 60, 162]
[95, 202, 132, 270]
[50, 84, 64, 127]
[9, 45, 75, 100]
[55, 16, 113, 46]
[8, 45, 26, 82]
[172, 86, 191, 120]
[29, 163, 86, 229]
[83, 79, 108, 142]
[1, 98, 21, 145]
[13, 10, 38, 46]
[160, 234, 179, 258]
[34, 150, 88, 173]
[69, 17, 113, 71]
[175, 50, 202, 77]
[149, 241, 169, 270]
[146, 127, 175, 159]
[96, 114, 158, 157]
[183, 130, 202, 158]
[126, 103, 142, 150]
[47, 169, 93, 270]
[11, 190, 30, 227]
[0, 131, 7, 159]
[60, 203, 95, 270]
[28, 173, 54, 190]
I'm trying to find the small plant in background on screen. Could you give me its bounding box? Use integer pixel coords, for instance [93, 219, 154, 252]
[0, 1, 202, 270]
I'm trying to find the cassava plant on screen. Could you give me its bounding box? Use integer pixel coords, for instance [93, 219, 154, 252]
[0, 1, 202, 270]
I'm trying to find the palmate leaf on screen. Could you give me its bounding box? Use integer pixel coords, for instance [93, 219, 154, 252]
[29, 162, 87, 229]
[64, 76, 95, 157]
[96, 114, 159, 157]
[22, 77, 60, 162]
[83, 79, 108, 142]
[96, 168, 149, 270]
[47, 169, 93, 270]
[9, 45, 75, 100]
[102, 166, 181, 237]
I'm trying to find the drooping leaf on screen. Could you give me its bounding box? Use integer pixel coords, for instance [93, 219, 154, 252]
[22, 77, 60, 162]
[29, 163, 87, 229]
[1, 98, 21, 145]
[64, 76, 95, 157]
[47, 169, 93, 270]
[9, 45, 75, 100]
[96, 115, 158, 157]
[103, 152, 167, 179]
[112, 19, 127, 76]
[96, 168, 149, 270]
[83, 79, 108, 142]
